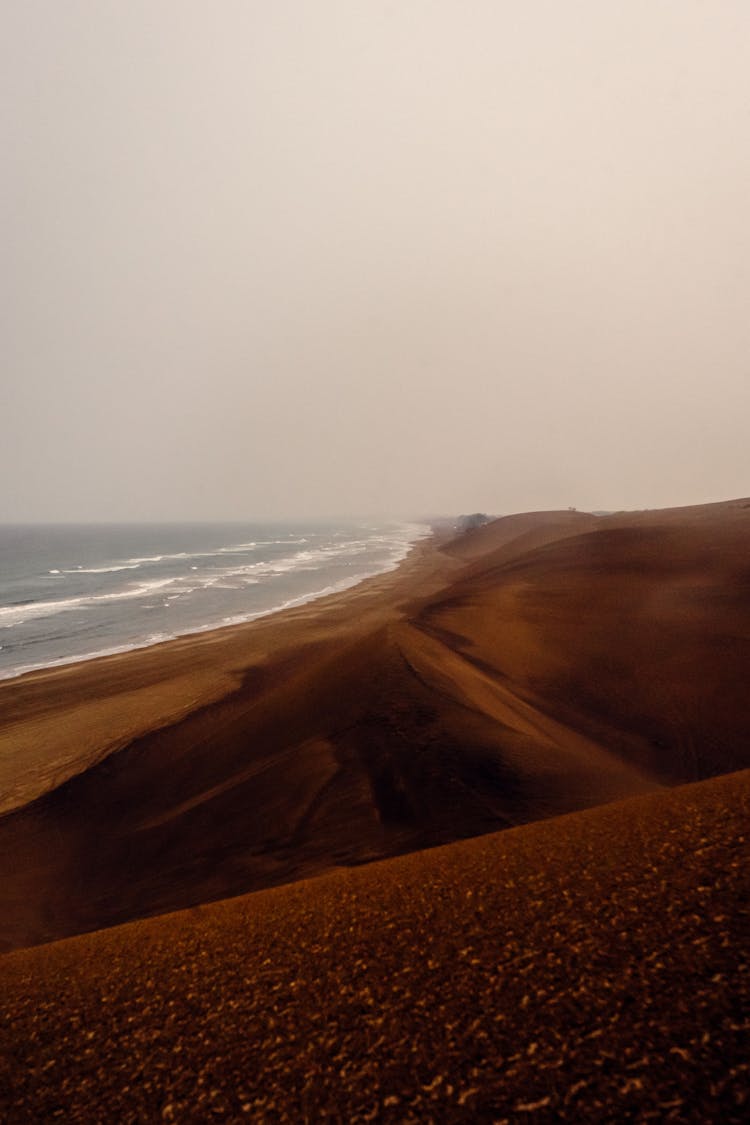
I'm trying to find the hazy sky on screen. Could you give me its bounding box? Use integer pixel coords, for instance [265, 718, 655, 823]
[3, 1, 749, 521]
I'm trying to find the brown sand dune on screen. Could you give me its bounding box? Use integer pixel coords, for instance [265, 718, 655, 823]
[440, 507, 601, 563]
[1, 769, 748, 1123]
[422, 502, 750, 782]
[0, 498, 749, 951]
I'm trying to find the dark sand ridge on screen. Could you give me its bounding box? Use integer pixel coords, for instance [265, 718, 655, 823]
[1, 769, 748, 1122]
[1, 498, 749, 951]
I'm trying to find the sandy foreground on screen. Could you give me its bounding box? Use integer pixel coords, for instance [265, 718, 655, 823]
[0, 769, 747, 1122]
[1, 498, 749, 1118]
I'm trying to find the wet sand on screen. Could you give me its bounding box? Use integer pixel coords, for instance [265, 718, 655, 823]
[1, 498, 749, 951]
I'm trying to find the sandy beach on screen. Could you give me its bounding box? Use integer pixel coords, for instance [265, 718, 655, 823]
[1, 498, 749, 1119]
[1, 498, 749, 953]
[5, 3, 749, 1116]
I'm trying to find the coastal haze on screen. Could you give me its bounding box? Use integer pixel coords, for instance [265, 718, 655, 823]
[2, 6, 750, 1123]
[4, 1, 749, 522]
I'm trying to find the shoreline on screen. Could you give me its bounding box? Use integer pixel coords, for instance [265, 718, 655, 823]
[0, 532, 451, 815]
[1, 502, 748, 1119]
[0, 523, 432, 685]
[1, 497, 748, 953]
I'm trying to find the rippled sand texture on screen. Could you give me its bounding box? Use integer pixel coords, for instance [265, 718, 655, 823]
[1, 769, 747, 1122]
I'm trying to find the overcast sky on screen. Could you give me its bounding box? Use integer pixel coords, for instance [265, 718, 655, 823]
[3, 1, 748, 521]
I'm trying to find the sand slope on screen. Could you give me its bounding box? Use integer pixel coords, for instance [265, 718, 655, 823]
[1, 768, 747, 1122]
[1, 498, 749, 950]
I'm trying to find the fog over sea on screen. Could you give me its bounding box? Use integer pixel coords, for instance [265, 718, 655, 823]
[0, 521, 429, 681]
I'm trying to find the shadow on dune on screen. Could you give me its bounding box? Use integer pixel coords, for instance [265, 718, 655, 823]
[1, 498, 749, 950]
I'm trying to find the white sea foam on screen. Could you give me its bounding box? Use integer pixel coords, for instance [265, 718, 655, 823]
[216, 542, 259, 553]
[125, 539, 286, 565]
[0, 577, 178, 628]
[62, 540, 280, 570]
[205, 527, 426, 588]
[48, 536, 382, 592]
[0, 522, 431, 680]
[63, 563, 142, 574]
[216, 573, 373, 626]
[207, 539, 378, 583]
[128, 552, 191, 564]
[43, 535, 344, 584]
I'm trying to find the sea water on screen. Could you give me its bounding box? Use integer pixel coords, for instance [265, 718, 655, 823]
[0, 520, 429, 681]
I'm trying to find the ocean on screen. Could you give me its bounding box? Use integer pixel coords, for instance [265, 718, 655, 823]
[0, 520, 429, 681]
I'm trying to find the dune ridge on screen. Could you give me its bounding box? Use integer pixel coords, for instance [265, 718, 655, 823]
[1, 498, 749, 951]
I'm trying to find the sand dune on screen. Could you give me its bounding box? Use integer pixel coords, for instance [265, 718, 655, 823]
[0, 498, 749, 951]
[1, 768, 747, 1122]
